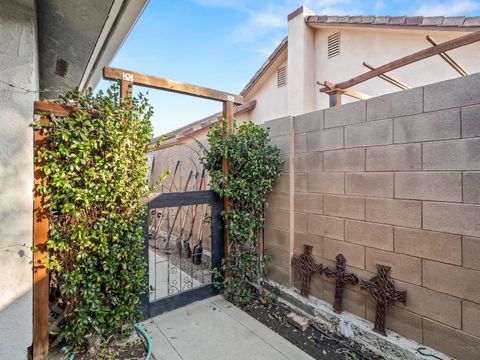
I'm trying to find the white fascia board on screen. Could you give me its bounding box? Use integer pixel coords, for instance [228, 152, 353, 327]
[79, 0, 149, 92]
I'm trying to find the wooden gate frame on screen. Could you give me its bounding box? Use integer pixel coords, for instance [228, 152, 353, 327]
[32, 69, 243, 359]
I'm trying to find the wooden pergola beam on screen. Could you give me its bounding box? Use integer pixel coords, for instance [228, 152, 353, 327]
[104, 67, 244, 105]
[426, 35, 469, 77]
[320, 30, 480, 92]
[34, 101, 100, 117]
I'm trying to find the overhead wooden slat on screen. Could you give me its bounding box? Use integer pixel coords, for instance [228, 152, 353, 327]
[321, 30, 480, 92]
[103, 67, 244, 105]
[34, 101, 100, 118]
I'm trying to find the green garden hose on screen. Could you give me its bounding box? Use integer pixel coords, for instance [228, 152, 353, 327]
[67, 323, 152, 360]
[134, 323, 153, 360]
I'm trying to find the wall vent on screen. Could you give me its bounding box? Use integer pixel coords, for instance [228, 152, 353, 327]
[328, 32, 341, 58]
[277, 66, 287, 87]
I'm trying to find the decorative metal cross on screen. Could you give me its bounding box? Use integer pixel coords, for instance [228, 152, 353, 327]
[361, 264, 407, 336]
[292, 244, 322, 297]
[323, 254, 359, 313]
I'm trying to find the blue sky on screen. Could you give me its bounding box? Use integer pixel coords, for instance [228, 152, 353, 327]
[96, 0, 480, 136]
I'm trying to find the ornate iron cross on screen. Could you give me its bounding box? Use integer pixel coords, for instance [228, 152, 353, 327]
[361, 264, 407, 336]
[323, 254, 358, 313]
[292, 244, 322, 297]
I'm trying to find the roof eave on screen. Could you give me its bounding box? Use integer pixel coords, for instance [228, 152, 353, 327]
[79, 0, 149, 92]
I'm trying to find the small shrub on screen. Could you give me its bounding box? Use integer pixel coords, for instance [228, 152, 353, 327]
[202, 121, 283, 306]
[34, 84, 153, 353]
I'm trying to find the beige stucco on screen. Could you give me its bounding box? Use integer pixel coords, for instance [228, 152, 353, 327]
[0, 0, 38, 358]
[313, 26, 480, 109]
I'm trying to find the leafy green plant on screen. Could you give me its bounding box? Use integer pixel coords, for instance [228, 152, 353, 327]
[202, 121, 283, 306]
[34, 83, 153, 353]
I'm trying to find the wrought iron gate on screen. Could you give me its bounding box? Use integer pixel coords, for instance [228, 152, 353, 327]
[141, 190, 224, 319]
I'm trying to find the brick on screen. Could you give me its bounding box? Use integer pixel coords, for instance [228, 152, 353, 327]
[307, 214, 344, 240]
[324, 101, 366, 128]
[394, 227, 461, 265]
[272, 173, 289, 193]
[324, 148, 365, 171]
[294, 152, 322, 173]
[463, 237, 480, 270]
[423, 318, 480, 360]
[266, 263, 290, 286]
[266, 193, 289, 211]
[295, 173, 307, 192]
[286, 312, 310, 331]
[345, 172, 393, 197]
[265, 245, 290, 269]
[367, 87, 423, 121]
[366, 248, 421, 284]
[366, 144, 421, 171]
[324, 195, 365, 220]
[324, 281, 366, 317]
[294, 134, 306, 153]
[265, 209, 289, 231]
[365, 299, 423, 342]
[461, 104, 480, 138]
[264, 116, 291, 137]
[324, 237, 364, 269]
[423, 138, 480, 170]
[269, 134, 290, 154]
[307, 172, 344, 194]
[395, 280, 462, 328]
[294, 232, 323, 257]
[344, 119, 393, 148]
[295, 212, 307, 233]
[281, 154, 291, 172]
[294, 192, 323, 214]
[395, 172, 462, 202]
[424, 71, 480, 112]
[394, 108, 460, 143]
[366, 198, 421, 228]
[463, 301, 480, 337]
[423, 202, 480, 237]
[423, 260, 480, 302]
[463, 172, 480, 204]
[264, 227, 289, 251]
[306, 127, 344, 152]
[345, 220, 393, 251]
[294, 110, 323, 134]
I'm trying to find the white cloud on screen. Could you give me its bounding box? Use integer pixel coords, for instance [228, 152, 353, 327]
[374, 0, 385, 12]
[414, 0, 480, 15]
[250, 11, 285, 28]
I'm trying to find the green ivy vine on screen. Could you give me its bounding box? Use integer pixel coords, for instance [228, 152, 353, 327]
[202, 121, 283, 306]
[34, 84, 153, 354]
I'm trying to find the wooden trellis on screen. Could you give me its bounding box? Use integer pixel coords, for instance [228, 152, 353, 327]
[32, 68, 243, 359]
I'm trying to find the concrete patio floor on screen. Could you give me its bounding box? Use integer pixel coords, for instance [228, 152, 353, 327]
[141, 295, 314, 360]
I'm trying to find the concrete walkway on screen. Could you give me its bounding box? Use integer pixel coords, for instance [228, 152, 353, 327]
[141, 296, 314, 360]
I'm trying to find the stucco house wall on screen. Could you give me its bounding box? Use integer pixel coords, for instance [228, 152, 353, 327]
[313, 27, 480, 109]
[248, 59, 289, 124]
[0, 0, 38, 358]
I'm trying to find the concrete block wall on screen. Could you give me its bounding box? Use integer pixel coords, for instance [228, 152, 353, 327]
[264, 73, 480, 360]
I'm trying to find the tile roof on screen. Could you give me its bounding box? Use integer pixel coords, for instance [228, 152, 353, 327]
[306, 15, 480, 29]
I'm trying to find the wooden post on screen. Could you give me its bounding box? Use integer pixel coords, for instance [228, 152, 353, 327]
[222, 101, 234, 260]
[33, 116, 50, 360]
[120, 79, 132, 100]
[329, 91, 342, 107]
